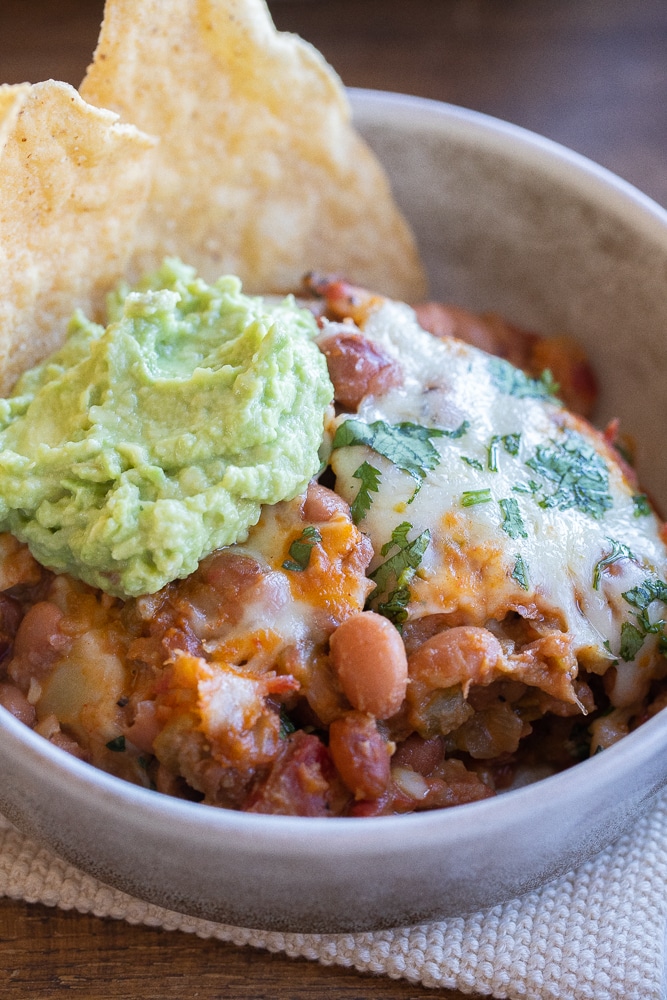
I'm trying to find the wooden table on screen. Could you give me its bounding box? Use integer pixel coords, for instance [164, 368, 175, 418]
[1, 1, 666, 996]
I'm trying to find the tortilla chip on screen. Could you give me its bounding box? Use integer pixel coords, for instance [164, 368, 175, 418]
[80, 0, 426, 300]
[0, 80, 155, 394]
[0, 86, 26, 134]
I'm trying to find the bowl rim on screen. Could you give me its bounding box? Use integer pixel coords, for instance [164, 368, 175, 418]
[348, 87, 667, 249]
[3, 87, 667, 862]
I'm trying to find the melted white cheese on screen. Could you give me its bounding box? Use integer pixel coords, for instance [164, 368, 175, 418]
[329, 300, 667, 706]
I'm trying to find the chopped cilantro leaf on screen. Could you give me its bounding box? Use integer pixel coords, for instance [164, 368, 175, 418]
[619, 621, 645, 662]
[512, 480, 540, 495]
[461, 456, 483, 470]
[488, 433, 521, 472]
[499, 497, 527, 539]
[488, 356, 560, 401]
[501, 433, 521, 456]
[632, 493, 652, 518]
[616, 575, 667, 661]
[380, 521, 414, 557]
[406, 480, 423, 506]
[106, 736, 126, 752]
[538, 369, 560, 396]
[368, 521, 430, 626]
[279, 707, 296, 740]
[622, 578, 667, 612]
[525, 430, 613, 519]
[511, 554, 530, 590]
[441, 420, 470, 439]
[282, 525, 322, 572]
[377, 586, 412, 625]
[350, 461, 381, 523]
[461, 488, 492, 507]
[331, 418, 445, 483]
[592, 539, 634, 590]
[643, 614, 667, 636]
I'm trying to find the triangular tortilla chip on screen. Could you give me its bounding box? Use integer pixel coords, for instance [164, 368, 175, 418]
[80, 0, 426, 300]
[0, 80, 155, 393]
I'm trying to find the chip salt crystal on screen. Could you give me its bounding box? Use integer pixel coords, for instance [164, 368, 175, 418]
[0, 80, 156, 395]
[79, 0, 426, 301]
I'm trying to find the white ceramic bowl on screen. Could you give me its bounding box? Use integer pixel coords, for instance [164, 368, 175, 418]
[1, 90, 667, 933]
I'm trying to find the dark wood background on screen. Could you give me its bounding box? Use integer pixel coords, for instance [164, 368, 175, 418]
[1, 1, 666, 996]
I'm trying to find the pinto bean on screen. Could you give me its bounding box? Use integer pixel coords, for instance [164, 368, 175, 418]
[244, 731, 334, 817]
[0, 593, 23, 662]
[330, 611, 408, 719]
[317, 329, 402, 409]
[417, 302, 540, 368]
[193, 552, 266, 627]
[0, 682, 36, 727]
[407, 626, 504, 700]
[200, 551, 264, 594]
[529, 334, 598, 417]
[124, 699, 161, 754]
[391, 733, 444, 775]
[8, 601, 72, 691]
[328, 711, 391, 801]
[401, 614, 454, 656]
[406, 627, 504, 735]
[49, 727, 88, 761]
[301, 482, 349, 523]
[414, 302, 501, 355]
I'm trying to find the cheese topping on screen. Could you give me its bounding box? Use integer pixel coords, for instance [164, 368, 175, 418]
[329, 300, 667, 708]
[3, 285, 667, 816]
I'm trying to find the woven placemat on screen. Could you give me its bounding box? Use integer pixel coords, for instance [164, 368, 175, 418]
[1, 794, 666, 1000]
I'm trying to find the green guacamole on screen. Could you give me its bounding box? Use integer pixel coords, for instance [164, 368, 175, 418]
[0, 259, 333, 597]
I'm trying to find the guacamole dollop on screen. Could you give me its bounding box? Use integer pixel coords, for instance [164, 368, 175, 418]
[0, 259, 333, 597]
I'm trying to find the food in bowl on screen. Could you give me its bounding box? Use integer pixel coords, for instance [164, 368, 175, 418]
[0, 0, 666, 826]
[0, 261, 665, 817]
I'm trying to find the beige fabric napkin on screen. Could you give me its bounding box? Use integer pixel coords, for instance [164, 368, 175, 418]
[1, 791, 666, 1000]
